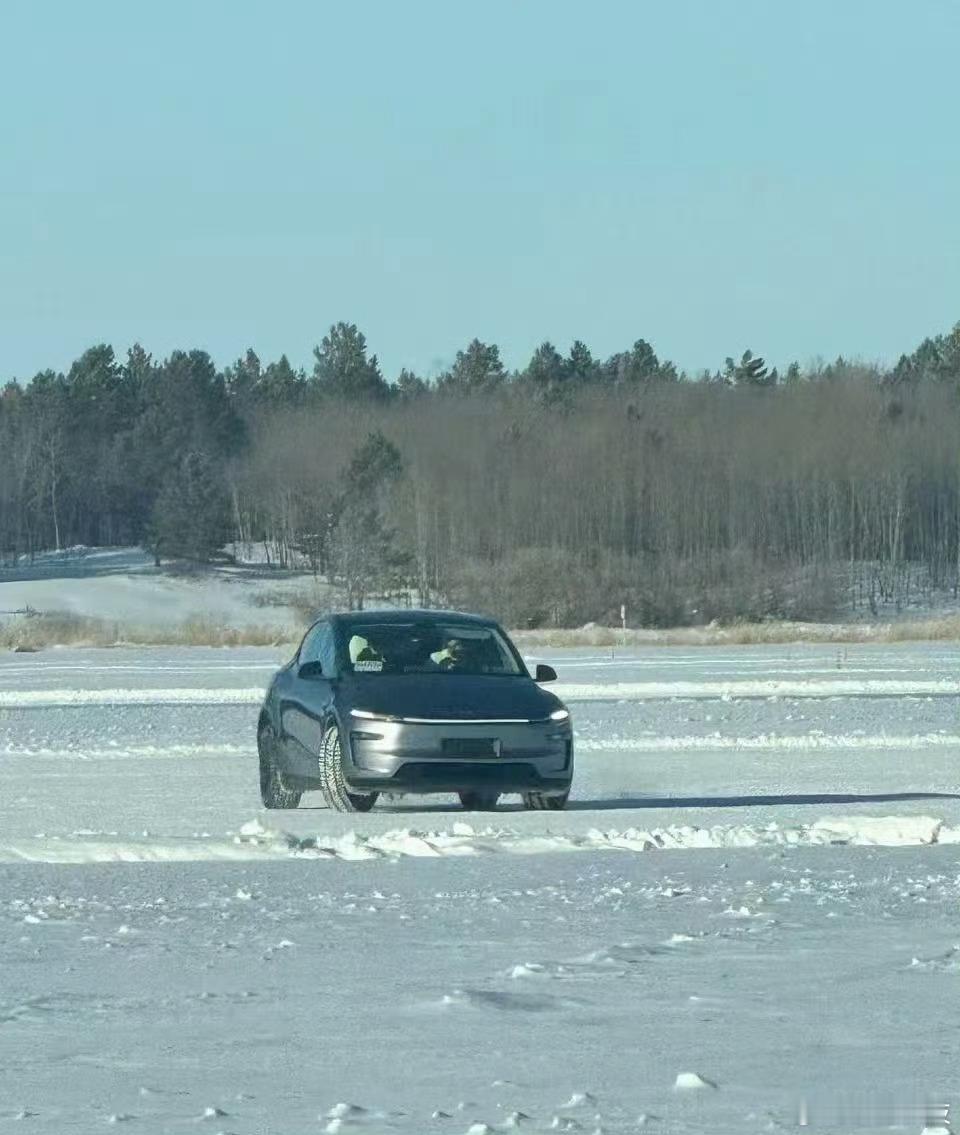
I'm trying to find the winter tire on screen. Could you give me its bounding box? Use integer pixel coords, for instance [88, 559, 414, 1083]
[318, 724, 379, 813]
[258, 722, 302, 810]
[522, 791, 569, 811]
[458, 790, 501, 811]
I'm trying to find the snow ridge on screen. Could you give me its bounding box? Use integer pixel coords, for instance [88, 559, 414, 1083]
[1, 814, 955, 864]
[3, 676, 958, 708]
[578, 732, 960, 752]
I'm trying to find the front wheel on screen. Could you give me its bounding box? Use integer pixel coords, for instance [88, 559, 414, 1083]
[318, 724, 379, 813]
[258, 723, 302, 810]
[522, 791, 569, 811]
[459, 790, 501, 811]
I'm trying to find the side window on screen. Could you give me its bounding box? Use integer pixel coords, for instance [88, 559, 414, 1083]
[298, 625, 320, 665]
[299, 622, 337, 676]
[317, 625, 338, 676]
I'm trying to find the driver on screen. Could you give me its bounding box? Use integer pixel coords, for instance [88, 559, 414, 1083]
[433, 636, 468, 671]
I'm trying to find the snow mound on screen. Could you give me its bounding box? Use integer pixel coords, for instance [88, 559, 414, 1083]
[560, 1092, 598, 1109]
[808, 815, 943, 846]
[673, 1072, 717, 1091]
[909, 946, 960, 972]
[0, 814, 952, 864]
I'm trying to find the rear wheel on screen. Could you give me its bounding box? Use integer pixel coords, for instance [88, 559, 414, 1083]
[459, 790, 501, 811]
[258, 722, 302, 810]
[318, 724, 379, 813]
[522, 790, 569, 811]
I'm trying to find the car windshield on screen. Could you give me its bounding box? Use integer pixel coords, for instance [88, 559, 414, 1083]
[340, 621, 523, 677]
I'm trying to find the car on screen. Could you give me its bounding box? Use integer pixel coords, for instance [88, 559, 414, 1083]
[257, 609, 573, 812]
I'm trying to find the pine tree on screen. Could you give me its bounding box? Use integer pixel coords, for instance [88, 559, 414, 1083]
[312, 323, 389, 400]
[728, 349, 773, 387]
[329, 431, 411, 608]
[603, 339, 675, 384]
[395, 368, 429, 399]
[522, 341, 566, 393]
[147, 451, 232, 564]
[565, 340, 599, 385]
[224, 349, 262, 409]
[438, 339, 507, 392]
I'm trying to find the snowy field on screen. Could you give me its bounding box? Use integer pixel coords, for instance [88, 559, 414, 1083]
[2, 643, 960, 1133]
[0, 548, 315, 632]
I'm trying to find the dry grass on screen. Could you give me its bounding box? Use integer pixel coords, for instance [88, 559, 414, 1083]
[250, 583, 333, 624]
[513, 614, 960, 649]
[4, 610, 960, 652]
[883, 613, 960, 642]
[0, 612, 294, 651]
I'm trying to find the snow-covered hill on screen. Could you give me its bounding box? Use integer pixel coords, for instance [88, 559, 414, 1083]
[0, 546, 323, 634]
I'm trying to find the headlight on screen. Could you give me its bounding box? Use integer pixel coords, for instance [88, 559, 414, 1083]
[350, 708, 401, 722]
[549, 708, 570, 722]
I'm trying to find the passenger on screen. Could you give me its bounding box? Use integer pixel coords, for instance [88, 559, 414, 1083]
[433, 637, 468, 671]
[349, 634, 384, 668]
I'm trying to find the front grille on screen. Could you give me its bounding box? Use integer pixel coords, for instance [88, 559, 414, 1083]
[401, 762, 529, 783]
[441, 737, 500, 758]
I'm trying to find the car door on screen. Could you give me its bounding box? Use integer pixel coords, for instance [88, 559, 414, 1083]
[278, 621, 337, 773]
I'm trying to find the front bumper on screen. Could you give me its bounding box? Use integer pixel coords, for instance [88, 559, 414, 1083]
[343, 718, 573, 794]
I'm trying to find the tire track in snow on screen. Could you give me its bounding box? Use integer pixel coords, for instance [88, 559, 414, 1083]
[1, 743, 249, 760]
[557, 679, 960, 701]
[578, 733, 960, 752]
[4, 734, 959, 760]
[1, 677, 959, 708]
[0, 688, 264, 707]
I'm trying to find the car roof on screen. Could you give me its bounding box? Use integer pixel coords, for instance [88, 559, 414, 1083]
[327, 609, 497, 629]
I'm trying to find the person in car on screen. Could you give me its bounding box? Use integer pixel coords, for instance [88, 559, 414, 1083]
[349, 634, 384, 668]
[432, 636, 468, 671]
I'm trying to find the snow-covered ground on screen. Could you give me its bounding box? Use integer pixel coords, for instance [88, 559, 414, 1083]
[0, 547, 319, 631]
[2, 643, 959, 1132]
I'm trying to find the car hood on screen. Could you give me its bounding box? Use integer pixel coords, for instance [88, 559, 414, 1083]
[337, 674, 563, 722]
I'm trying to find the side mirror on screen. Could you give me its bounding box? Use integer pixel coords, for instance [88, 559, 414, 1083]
[298, 660, 325, 681]
[535, 663, 557, 683]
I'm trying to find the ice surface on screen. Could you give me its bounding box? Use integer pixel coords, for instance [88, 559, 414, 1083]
[2, 642, 960, 1132]
[3, 849, 960, 1133]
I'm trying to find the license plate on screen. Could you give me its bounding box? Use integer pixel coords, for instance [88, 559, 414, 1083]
[442, 737, 501, 758]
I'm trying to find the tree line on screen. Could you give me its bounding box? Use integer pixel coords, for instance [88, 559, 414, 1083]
[2, 320, 960, 626]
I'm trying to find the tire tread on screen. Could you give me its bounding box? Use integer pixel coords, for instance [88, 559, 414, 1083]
[522, 791, 569, 811]
[318, 724, 378, 813]
[258, 724, 302, 809]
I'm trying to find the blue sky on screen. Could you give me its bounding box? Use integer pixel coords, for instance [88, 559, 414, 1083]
[2, 0, 958, 380]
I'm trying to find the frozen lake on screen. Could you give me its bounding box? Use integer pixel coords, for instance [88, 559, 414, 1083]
[2, 643, 959, 1132]
[2, 642, 959, 843]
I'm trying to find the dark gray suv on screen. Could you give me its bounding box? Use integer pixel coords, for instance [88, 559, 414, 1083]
[257, 610, 573, 812]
